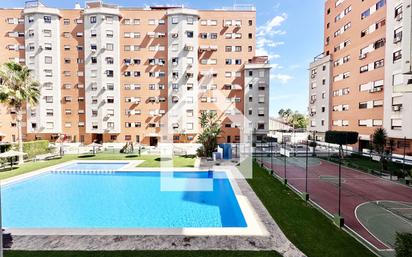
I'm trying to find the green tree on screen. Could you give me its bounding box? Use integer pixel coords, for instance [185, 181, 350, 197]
[278, 109, 308, 129]
[290, 112, 309, 129]
[0, 62, 40, 164]
[372, 128, 388, 171]
[196, 111, 222, 157]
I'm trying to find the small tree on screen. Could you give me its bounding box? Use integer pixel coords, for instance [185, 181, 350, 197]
[325, 131, 359, 158]
[372, 128, 387, 171]
[196, 111, 221, 157]
[395, 233, 412, 257]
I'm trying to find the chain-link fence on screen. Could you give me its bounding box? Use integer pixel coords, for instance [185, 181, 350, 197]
[253, 138, 412, 251]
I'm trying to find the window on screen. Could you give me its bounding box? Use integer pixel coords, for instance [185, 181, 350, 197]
[376, 0, 385, 10]
[187, 17, 194, 25]
[106, 16, 113, 24]
[186, 31, 194, 38]
[45, 96, 53, 103]
[360, 64, 368, 73]
[106, 43, 114, 51]
[44, 43, 52, 50]
[44, 16, 51, 23]
[361, 9, 370, 19]
[374, 59, 384, 69]
[395, 5, 403, 20]
[90, 16, 97, 23]
[393, 50, 402, 62]
[43, 30, 52, 37]
[106, 30, 113, 38]
[64, 19, 70, 25]
[44, 56, 52, 64]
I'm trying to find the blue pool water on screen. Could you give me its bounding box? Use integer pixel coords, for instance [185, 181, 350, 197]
[2, 171, 247, 228]
[56, 162, 128, 171]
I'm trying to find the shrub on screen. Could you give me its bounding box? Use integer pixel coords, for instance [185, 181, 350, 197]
[13, 140, 50, 159]
[395, 233, 412, 257]
[0, 144, 12, 153]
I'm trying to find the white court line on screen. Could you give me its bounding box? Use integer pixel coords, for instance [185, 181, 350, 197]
[354, 202, 392, 250]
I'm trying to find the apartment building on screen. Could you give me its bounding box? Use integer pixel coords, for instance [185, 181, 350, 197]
[0, 1, 270, 145]
[309, 0, 412, 154]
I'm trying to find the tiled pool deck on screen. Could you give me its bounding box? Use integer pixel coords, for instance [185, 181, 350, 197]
[2, 161, 305, 257]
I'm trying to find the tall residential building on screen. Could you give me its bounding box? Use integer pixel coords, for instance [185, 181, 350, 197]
[309, 0, 412, 154]
[0, 1, 270, 145]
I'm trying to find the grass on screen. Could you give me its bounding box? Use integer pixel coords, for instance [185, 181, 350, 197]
[136, 155, 196, 168]
[324, 153, 411, 176]
[0, 155, 78, 180]
[247, 163, 376, 257]
[0, 153, 196, 180]
[4, 251, 282, 257]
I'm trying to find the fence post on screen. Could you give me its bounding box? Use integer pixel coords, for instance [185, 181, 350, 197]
[303, 139, 309, 201]
[270, 140, 274, 175]
[403, 137, 407, 175]
[284, 138, 287, 184]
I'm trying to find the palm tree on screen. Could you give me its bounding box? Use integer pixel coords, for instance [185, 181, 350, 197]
[196, 111, 221, 157]
[0, 62, 40, 164]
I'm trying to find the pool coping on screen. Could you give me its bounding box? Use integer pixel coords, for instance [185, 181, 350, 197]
[2, 160, 305, 255]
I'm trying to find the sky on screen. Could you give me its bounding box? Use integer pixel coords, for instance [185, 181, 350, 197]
[1, 0, 325, 117]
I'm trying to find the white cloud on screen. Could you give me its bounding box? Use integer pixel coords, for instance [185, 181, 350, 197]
[258, 13, 287, 34]
[271, 74, 293, 84]
[255, 13, 287, 64]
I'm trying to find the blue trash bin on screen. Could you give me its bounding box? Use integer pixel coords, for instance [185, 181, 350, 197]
[219, 144, 232, 160]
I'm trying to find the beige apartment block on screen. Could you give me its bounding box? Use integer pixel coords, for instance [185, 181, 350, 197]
[309, 0, 412, 155]
[0, 1, 270, 146]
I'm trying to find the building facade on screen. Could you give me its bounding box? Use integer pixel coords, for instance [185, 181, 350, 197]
[309, 0, 412, 154]
[0, 1, 270, 145]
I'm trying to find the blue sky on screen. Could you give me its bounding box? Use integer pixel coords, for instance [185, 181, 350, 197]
[3, 0, 324, 117]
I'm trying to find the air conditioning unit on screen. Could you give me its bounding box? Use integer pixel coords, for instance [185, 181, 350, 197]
[310, 99, 316, 104]
[359, 53, 367, 60]
[370, 87, 383, 93]
[311, 74, 316, 79]
[392, 105, 402, 111]
[396, 14, 402, 21]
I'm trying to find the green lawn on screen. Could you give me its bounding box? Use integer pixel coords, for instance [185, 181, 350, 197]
[5, 251, 281, 257]
[0, 155, 78, 180]
[0, 153, 196, 180]
[247, 163, 376, 257]
[324, 154, 411, 177]
[136, 155, 196, 167]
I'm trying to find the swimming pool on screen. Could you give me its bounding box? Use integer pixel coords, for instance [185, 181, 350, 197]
[56, 162, 128, 171]
[2, 170, 247, 229]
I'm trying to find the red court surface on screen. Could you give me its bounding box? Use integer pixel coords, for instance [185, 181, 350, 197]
[262, 157, 412, 250]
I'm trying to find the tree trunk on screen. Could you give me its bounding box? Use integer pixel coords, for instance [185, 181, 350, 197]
[16, 107, 24, 165]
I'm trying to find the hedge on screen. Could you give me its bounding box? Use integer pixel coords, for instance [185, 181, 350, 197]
[325, 131, 359, 146]
[395, 233, 412, 257]
[12, 140, 50, 159]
